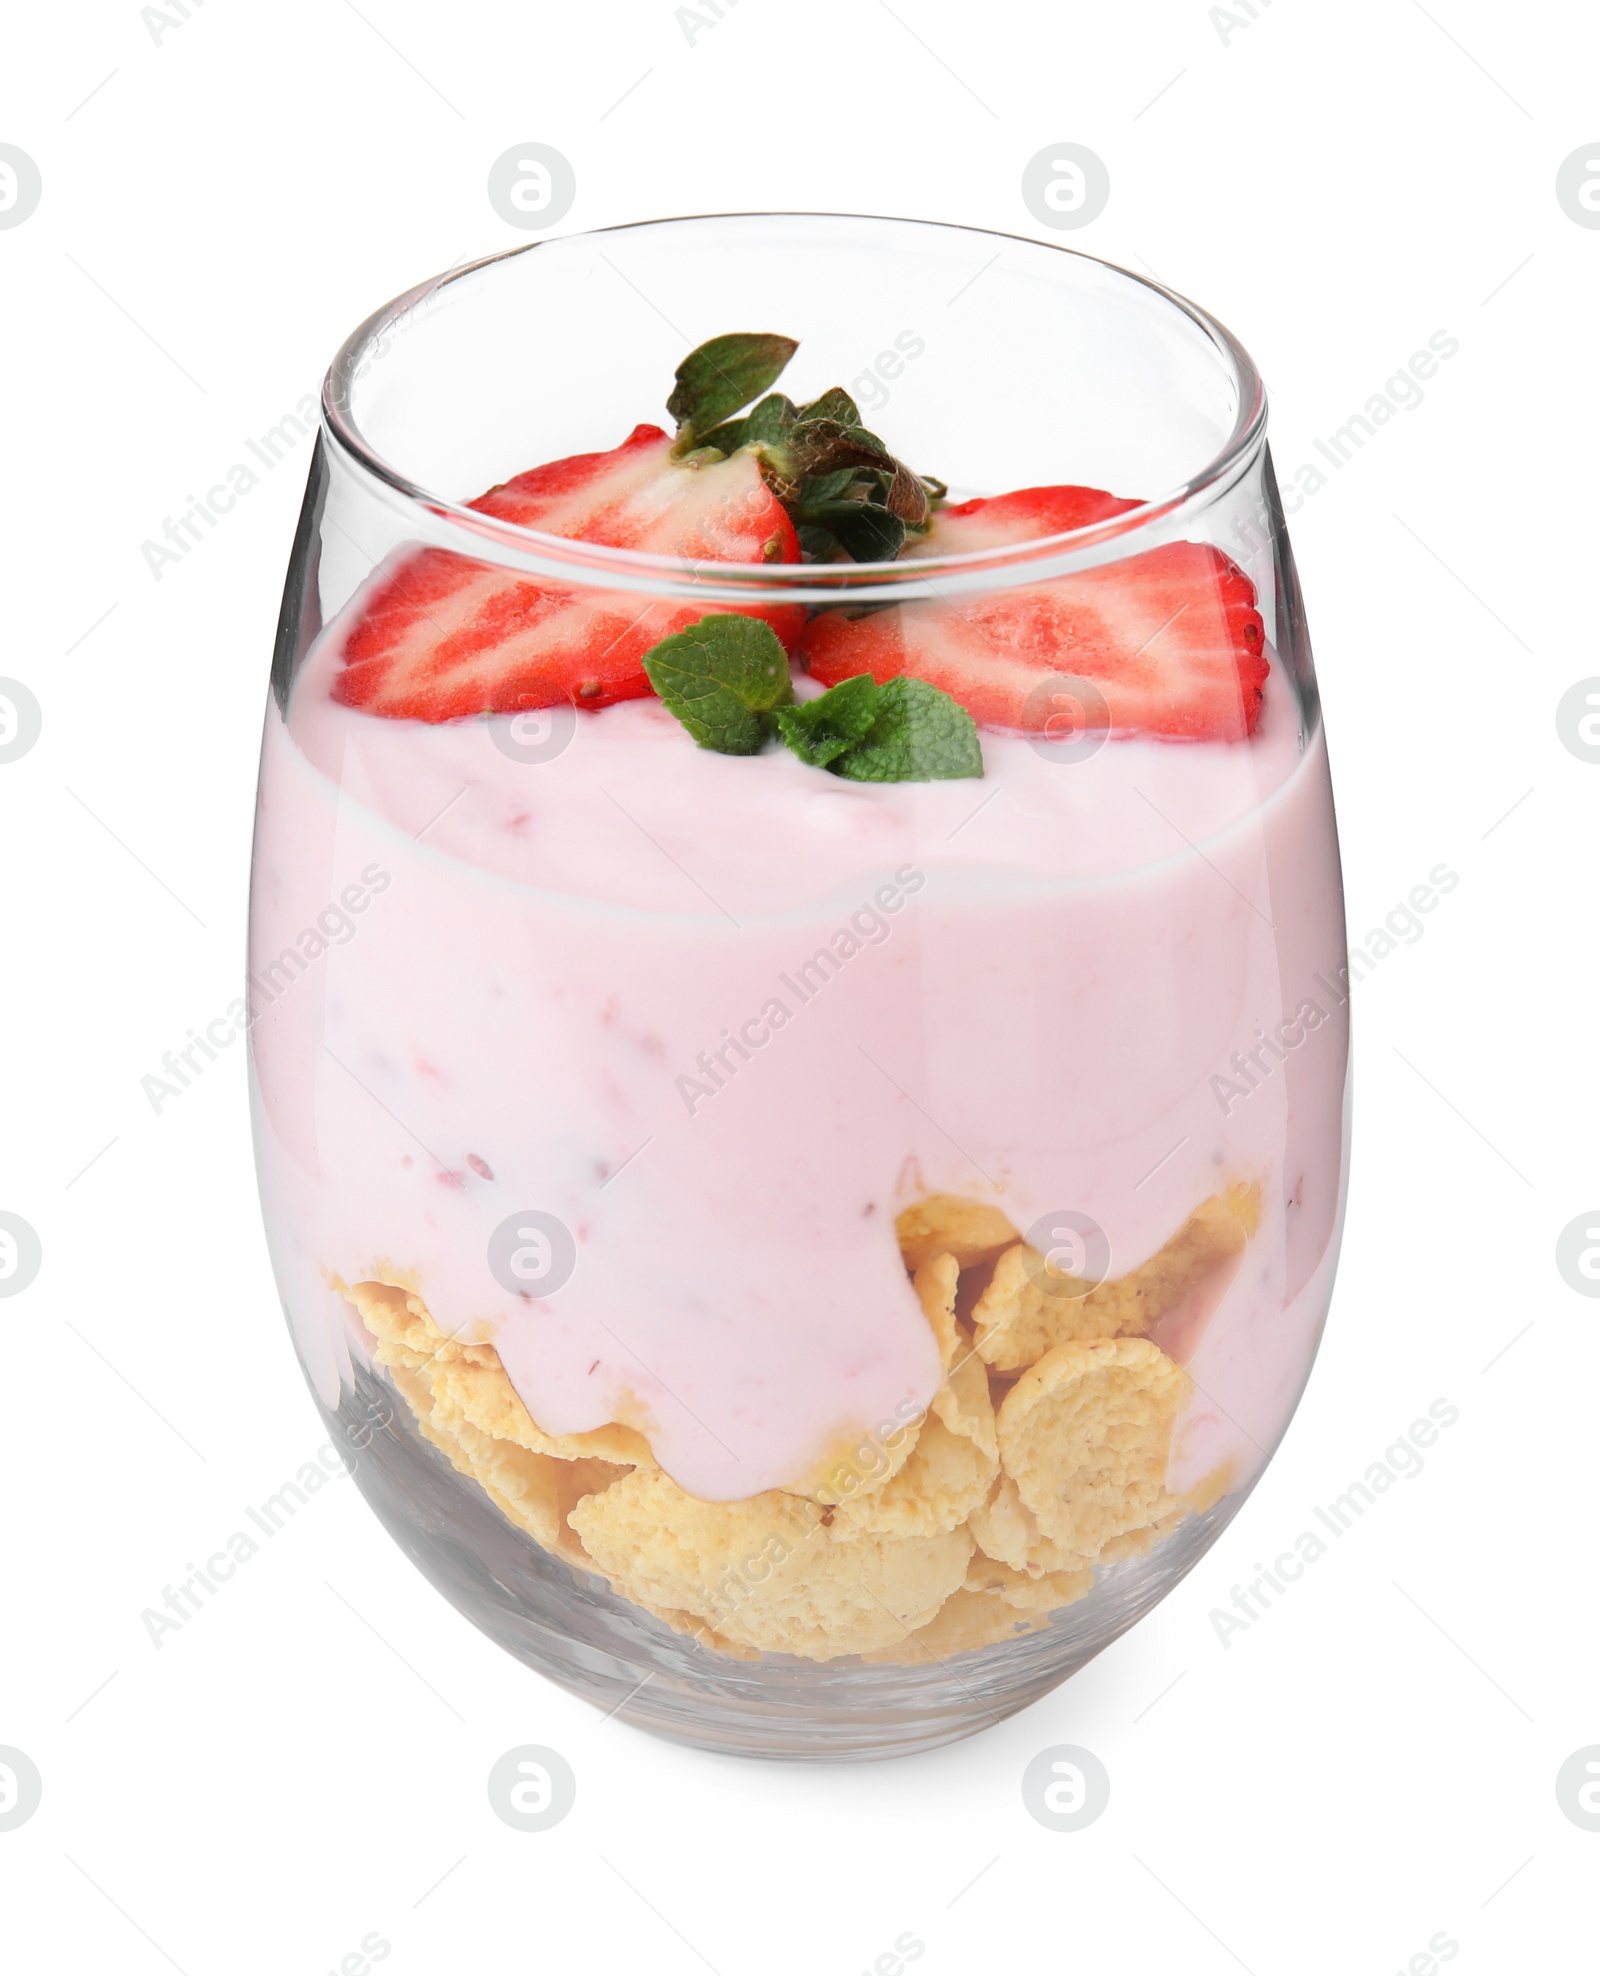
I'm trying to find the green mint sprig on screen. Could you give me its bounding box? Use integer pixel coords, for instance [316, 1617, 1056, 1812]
[815, 674, 983, 782]
[772, 671, 878, 768]
[642, 616, 981, 782]
[640, 614, 794, 756]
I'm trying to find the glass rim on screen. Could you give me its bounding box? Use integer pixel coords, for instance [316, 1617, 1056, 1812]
[322, 211, 1269, 605]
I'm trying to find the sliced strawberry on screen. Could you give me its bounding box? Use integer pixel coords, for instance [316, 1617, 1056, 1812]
[333, 425, 802, 721]
[921, 483, 1144, 550]
[803, 485, 1268, 741]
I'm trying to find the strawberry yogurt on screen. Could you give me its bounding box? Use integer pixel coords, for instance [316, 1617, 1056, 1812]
[250, 628, 1348, 1502]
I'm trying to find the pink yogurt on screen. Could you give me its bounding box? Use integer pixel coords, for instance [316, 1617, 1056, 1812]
[249, 628, 1348, 1502]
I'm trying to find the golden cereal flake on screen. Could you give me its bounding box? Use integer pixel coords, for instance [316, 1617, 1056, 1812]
[970, 1245, 1109, 1370]
[967, 1474, 1093, 1578]
[779, 1409, 922, 1506]
[638, 1599, 761, 1662]
[1097, 1457, 1237, 1559]
[828, 1303, 1001, 1540]
[1185, 1459, 1236, 1517]
[964, 1552, 1094, 1611]
[569, 1467, 972, 1661]
[833, 1409, 997, 1540]
[932, 1333, 999, 1463]
[896, 1195, 1020, 1271]
[427, 1356, 652, 1468]
[1097, 1513, 1182, 1563]
[1082, 1183, 1260, 1339]
[347, 1281, 652, 1466]
[971, 1184, 1262, 1372]
[780, 1257, 957, 1508]
[997, 1337, 1189, 1562]
[797, 1308, 1000, 1539]
[913, 1252, 962, 1367]
[384, 1367, 622, 1571]
[860, 1588, 1050, 1663]
[345, 1278, 499, 1367]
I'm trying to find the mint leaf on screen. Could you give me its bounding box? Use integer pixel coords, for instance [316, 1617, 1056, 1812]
[668, 335, 799, 450]
[771, 673, 983, 780]
[831, 676, 982, 782]
[642, 614, 793, 755]
[773, 674, 881, 768]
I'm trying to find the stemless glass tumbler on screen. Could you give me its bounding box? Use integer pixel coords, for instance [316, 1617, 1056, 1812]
[248, 214, 1349, 1760]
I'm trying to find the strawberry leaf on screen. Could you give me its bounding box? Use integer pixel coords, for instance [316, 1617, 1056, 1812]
[642, 613, 793, 755]
[773, 674, 881, 768]
[669, 335, 799, 450]
[663, 333, 943, 561]
[795, 386, 861, 426]
[822, 503, 906, 562]
[799, 468, 858, 505]
[830, 676, 982, 781]
[697, 391, 797, 457]
[779, 420, 930, 532]
[782, 417, 889, 481]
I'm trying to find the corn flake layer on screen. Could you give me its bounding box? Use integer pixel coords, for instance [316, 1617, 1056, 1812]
[341, 1179, 1255, 1663]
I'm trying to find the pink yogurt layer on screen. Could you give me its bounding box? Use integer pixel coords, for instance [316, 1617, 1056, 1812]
[249, 630, 1349, 1503]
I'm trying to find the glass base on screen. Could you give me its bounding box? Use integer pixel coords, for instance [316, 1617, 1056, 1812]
[318, 1355, 1244, 1763]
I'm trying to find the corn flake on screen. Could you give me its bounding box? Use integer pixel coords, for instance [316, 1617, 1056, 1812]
[996, 1337, 1189, 1562]
[896, 1195, 1020, 1271]
[779, 1408, 923, 1506]
[348, 1281, 651, 1466]
[385, 1367, 624, 1571]
[934, 1335, 999, 1463]
[964, 1551, 1094, 1611]
[972, 1183, 1261, 1371]
[913, 1252, 962, 1367]
[833, 1410, 997, 1540]
[967, 1473, 1092, 1577]
[860, 1588, 1050, 1663]
[569, 1466, 971, 1661]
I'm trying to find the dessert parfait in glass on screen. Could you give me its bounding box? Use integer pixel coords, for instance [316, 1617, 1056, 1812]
[249, 214, 1349, 1759]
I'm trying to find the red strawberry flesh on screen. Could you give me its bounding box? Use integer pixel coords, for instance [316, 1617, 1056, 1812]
[925, 483, 1145, 549]
[333, 425, 802, 721]
[803, 484, 1268, 742]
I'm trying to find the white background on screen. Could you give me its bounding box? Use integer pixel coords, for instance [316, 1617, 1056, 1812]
[3, 2, 1597, 1970]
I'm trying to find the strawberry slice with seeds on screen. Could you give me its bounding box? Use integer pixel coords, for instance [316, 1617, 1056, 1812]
[333, 424, 802, 721]
[924, 483, 1145, 548]
[802, 484, 1268, 741]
